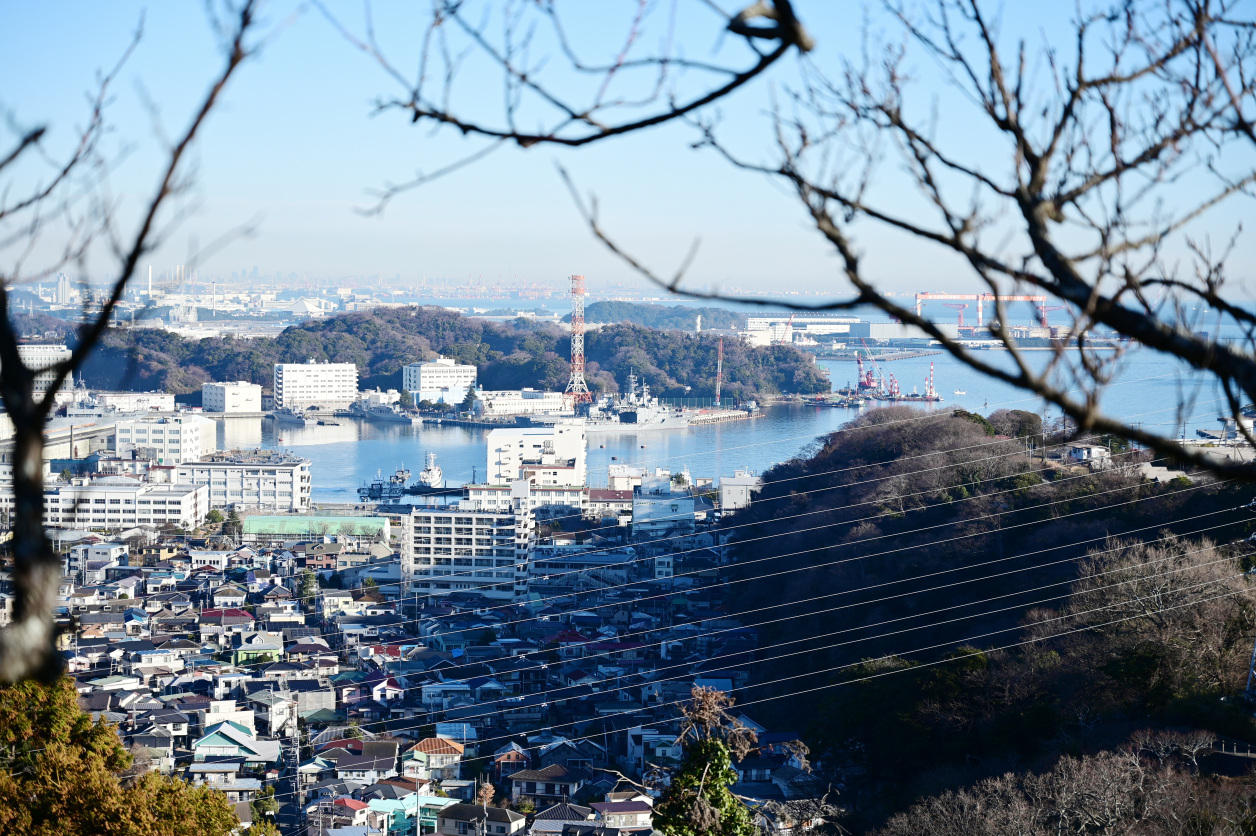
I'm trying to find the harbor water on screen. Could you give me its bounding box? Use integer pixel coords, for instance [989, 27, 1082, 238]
[228, 348, 1228, 503]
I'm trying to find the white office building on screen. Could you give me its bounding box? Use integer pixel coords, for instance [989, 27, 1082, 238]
[273, 359, 358, 410]
[486, 420, 587, 486]
[114, 416, 211, 464]
[12, 344, 73, 394]
[203, 381, 262, 413]
[403, 356, 477, 404]
[477, 389, 566, 416]
[175, 449, 311, 512]
[37, 478, 208, 532]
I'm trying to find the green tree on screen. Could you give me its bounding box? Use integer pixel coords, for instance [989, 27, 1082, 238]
[654, 687, 757, 836]
[399, 390, 415, 408]
[0, 677, 238, 835]
[460, 387, 480, 413]
[250, 785, 278, 824]
[204, 509, 224, 525]
[223, 509, 241, 538]
[298, 568, 319, 608]
[363, 576, 378, 589]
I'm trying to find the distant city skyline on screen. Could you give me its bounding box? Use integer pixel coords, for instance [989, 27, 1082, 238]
[5, 2, 1254, 298]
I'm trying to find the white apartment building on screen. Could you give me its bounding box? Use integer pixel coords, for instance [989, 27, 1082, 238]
[632, 473, 696, 539]
[115, 416, 208, 464]
[65, 542, 128, 577]
[203, 381, 262, 413]
[718, 469, 763, 513]
[13, 344, 72, 394]
[403, 356, 477, 404]
[477, 389, 566, 416]
[95, 391, 176, 412]
[176, 449, 311, 512]
[38, 478, 208, 531]
[400, 503, 528, 602]
[486, 420, 587, 486]
[273, 359, 358, 410]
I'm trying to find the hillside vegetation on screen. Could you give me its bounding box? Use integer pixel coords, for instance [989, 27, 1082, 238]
[76, 306, 826, 399]
[720, 407, 1254, 832]
[562, 301, 746, 331]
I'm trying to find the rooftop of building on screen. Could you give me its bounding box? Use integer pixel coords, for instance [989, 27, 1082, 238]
[190, 448, 309, 465]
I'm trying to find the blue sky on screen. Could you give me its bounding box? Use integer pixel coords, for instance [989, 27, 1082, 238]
[3, 1, 1252, 298]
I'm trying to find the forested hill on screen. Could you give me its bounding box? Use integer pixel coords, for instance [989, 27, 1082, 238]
[721, 407, 1254, 832]
[561, 301, 745, 331]
[77, 305, 827, 399]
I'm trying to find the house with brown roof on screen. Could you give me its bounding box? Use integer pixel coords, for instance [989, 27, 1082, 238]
[405, 736, 464, 780]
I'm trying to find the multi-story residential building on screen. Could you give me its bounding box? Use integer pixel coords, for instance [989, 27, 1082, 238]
[175, 449, 311, 512]
[476, 388, 566, 416]
[202, 381, 262, 413]
[632, 472, 696, 539]
[273, 359, 357, 410]
[403, 356, 477, 404]
[114, 416, 208, 464]
[38, 477, 208, 531]
[65, 542, 128, 577]
[13, 344, 72, 394]
[486, 420, 587, 485]
[399, 501, 527, 602]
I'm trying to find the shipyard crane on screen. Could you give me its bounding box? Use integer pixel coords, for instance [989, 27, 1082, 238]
[1038, 304, 1066, 327]
[858, 338, 886, 396]
[942, 303, 968, 328]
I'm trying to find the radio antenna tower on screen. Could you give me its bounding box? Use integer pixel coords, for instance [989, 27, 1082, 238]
[565, 274, 592, 405]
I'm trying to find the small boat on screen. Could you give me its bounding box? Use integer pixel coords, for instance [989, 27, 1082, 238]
[953, 389, 966, 395]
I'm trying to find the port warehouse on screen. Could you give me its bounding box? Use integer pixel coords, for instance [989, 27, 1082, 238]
[744, 315, 961, 345]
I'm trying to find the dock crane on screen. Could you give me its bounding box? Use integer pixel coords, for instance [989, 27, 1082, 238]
[942, 303, 968, 329]
[1039, 304, 1066, 327]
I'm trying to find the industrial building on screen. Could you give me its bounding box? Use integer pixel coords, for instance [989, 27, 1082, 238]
[476, 388, 566, 416]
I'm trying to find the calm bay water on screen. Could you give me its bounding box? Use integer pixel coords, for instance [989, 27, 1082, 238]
[222, 348, 1225, 503]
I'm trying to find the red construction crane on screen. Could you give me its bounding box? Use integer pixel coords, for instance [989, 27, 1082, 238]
[942, 303, 968, 328]
[1039, 304, 1066, 327]
[715, 337, 724, 407]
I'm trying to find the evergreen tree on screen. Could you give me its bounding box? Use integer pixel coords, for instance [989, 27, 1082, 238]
[0, 678, 238, 835]
[653, 687, 758, 836]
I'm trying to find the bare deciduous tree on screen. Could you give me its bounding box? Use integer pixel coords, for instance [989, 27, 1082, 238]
[340, 0, 1256, 480]
[0, 2, 260, 682]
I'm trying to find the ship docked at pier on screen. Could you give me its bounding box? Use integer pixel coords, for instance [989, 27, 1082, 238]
[584, 373, 693, 433]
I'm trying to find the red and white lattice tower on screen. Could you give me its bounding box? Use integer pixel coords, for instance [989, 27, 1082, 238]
[565, 274, 593, 405]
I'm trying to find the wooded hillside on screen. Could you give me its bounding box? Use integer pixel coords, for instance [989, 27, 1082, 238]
[74, 306, 827, 399]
